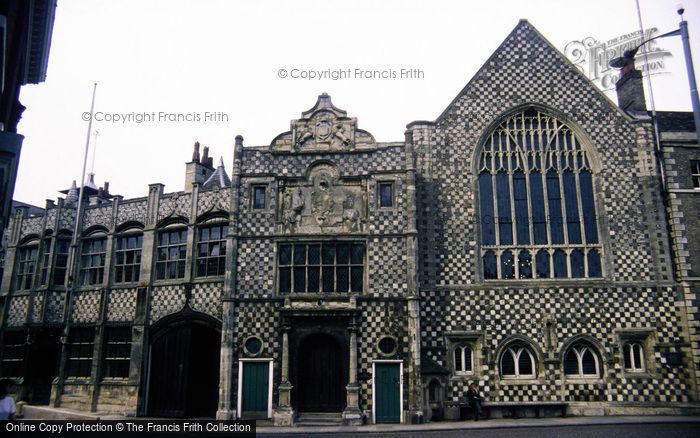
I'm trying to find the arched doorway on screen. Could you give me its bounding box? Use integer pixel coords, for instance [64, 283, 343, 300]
[296, 333, 345, 412]
[147, 309, 221, 418]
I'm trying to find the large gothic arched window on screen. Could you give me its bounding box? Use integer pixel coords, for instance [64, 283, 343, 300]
[478, 109, 602, 280]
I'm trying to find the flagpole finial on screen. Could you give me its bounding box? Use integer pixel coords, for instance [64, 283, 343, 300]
[677, 5, 685, 19]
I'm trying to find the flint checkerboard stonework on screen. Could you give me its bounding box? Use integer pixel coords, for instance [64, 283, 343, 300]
[0, 19, 698, 424]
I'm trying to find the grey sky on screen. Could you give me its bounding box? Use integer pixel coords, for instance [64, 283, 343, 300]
[13, 0, 700, 207]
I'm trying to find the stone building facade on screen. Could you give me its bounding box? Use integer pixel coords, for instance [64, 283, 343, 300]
[0, 20, 698, 424]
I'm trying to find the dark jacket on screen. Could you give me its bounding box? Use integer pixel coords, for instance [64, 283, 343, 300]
[467, 387, 481, 404]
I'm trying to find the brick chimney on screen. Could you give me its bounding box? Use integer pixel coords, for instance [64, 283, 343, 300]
[614, 50, 647, 114]
[185, 141, 215, 192]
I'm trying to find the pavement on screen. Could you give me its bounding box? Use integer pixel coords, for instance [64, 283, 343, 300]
[256, 415, 700, 435]
[18, 405, 700, 435]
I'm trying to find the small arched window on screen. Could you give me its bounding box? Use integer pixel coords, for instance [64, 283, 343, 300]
[623, 342, 645, 372]
[563, 342, 600, 377]
[453, 345, 473, 374]
[428, 379, 442, 403]
[478, 109, 603, 280]
[500, 343, 536, 378]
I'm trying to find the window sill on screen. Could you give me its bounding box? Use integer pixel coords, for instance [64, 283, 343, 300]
[482, 278, 607, 287]
[192, 276, 226, 283]
[450, 372, 475, 381]
[75, 285, 106, 292]
[111, 282, 141, 288]
[564, 377, 604, 384]
[499, 377, 542, 385]
[99, 378, 132, 385]
[152, 279, 188, 286]
[64, 378, 92, 385]
[621, 371, 654, 379]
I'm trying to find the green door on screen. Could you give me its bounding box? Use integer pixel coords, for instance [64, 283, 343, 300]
[242, 362, 269, 419]
[375, 363, 401, 423]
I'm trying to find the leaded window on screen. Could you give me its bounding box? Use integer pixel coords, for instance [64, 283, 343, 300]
[623, 342, 645, 372]
[479, 109, 602, 280]
[52, 236, 71, 286]
[563, 343, 599, 377]
[252, 185, 267, 209]
[114, 233, 142, 283]
[39, 237, 52, 286]
[454, 345, 473, 374]
[500, 343, 536, 378]
[15, 243, 38, 290]
[196, 222, 228, 277]
[378, 182, 394, 208]
[1, 330, 26, 378]
[691, 160, 700, 189]
[156, 228, 188, 280]
[102, 326, 132, 379]
[67, 327, 95, 378]
[278, 242, 365, 293]
[79, 236, 107, 286]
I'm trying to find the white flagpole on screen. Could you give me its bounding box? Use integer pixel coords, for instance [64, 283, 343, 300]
[67, 82, 97, 287]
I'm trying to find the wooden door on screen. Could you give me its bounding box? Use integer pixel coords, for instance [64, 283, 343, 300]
[147, 324, 191, 417]
[297, 333, 344, 412]
[375, 363, 401, 423]
[241, 362, 269, 419]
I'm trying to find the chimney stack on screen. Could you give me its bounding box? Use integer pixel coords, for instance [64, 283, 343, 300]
[192, 141, 201, 162]
[185, 142, 215, 192]
[613, 49, 647, 114]
[202, 146, 213, 168]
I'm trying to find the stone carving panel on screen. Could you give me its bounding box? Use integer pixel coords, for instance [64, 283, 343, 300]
[59, 208, 76, 231]
[83, 206, 113, 230]
[279, 164, 367, 234]
[197, 187, 229, 215]
[117, 200, 147, 225]
[20, 217, 43, 238]
[158, 192, 191, 221]
[270, 93, 376, 152]
[45, 209, 57, 229]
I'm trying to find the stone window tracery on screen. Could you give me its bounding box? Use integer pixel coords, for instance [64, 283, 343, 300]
[564, 342, 600, 377]
[500, 343, 536, 378]
[479, 109, 602, 280]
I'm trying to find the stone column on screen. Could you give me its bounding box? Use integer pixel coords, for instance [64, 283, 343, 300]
[273, 320, 294, 426]
[216, 299, 235, 419]
[405, 131, 424, 423]
[216, 136, 243, 420]
[342, 320, 362, 425]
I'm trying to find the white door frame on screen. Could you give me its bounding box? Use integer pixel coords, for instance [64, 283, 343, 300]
[371, 360, 404, 424]
[237, 359, 274, 419]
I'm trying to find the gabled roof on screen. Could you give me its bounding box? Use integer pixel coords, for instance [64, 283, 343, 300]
[436, 19, 632, 124]
[202, 158, 231, 190]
